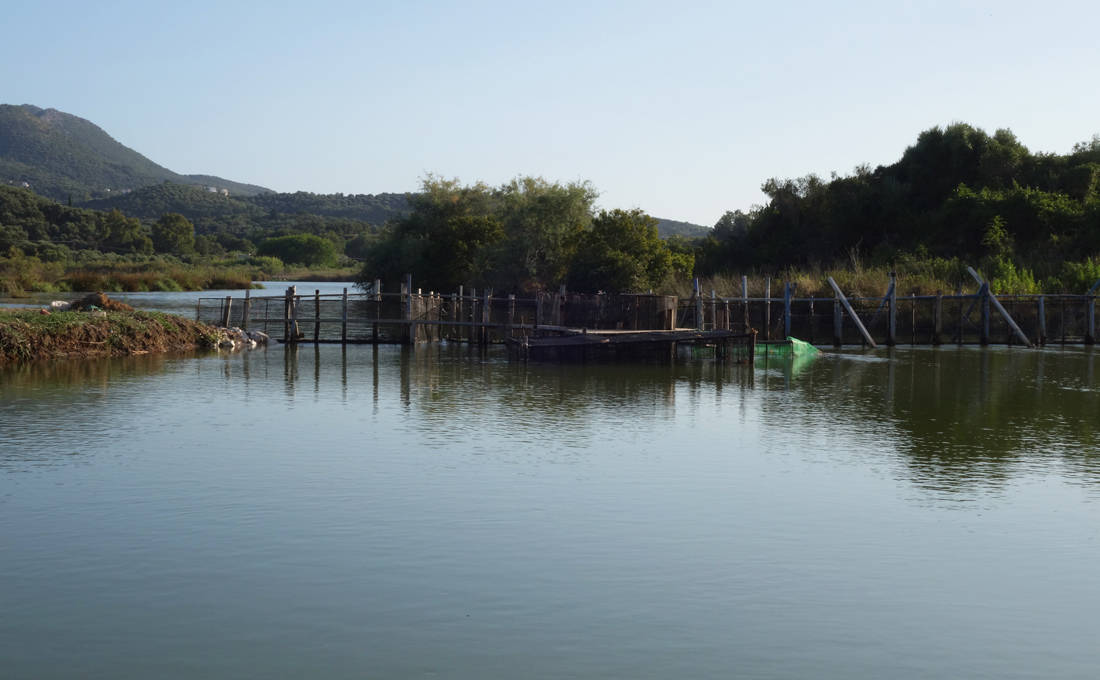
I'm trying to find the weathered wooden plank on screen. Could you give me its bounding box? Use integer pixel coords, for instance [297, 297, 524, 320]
[827, 277, 876, 348]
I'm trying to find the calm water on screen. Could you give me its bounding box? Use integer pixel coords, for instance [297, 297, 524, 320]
[2, 341, 1099, 679]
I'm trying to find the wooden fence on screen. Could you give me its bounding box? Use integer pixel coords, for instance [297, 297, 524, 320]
[197, 274, 1099, 348]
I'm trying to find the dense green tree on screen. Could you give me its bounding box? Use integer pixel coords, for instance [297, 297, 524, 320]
[490, 177, 597, 290]
[257, 233, 338, 266]
[152, 213, 196, 254]
[359, 176, 594, 292]
[567, 209, 693, 293]
[100, 209, 152, 254]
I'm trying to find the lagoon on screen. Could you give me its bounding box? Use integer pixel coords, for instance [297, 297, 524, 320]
[1, 337, 1099, 678]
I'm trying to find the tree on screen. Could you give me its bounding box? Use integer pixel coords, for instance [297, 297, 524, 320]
[257, 233, 338, 266]
[567, 209, 693, 293]
[152, 212, 195, 254]
[491, 177, 597, 290]
[100, 209, 152, 254]
[357, 175, 595, 292]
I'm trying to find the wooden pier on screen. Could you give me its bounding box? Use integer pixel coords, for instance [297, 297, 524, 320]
[196, 271, 1100, 355]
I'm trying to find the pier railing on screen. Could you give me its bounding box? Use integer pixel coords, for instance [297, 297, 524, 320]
[197, 274, 1098, 348]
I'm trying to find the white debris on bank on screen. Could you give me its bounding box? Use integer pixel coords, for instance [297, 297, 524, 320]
[215, 327, 270, 351]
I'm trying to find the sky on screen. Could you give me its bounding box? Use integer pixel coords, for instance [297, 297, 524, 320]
[3, 0, 1099, 226]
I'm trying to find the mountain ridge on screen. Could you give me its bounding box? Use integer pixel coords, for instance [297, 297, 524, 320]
[0, 104, 270, 201]
[1, 103, 710, 237]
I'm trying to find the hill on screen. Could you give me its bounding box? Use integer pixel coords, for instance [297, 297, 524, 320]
[654, 217, 709, 240]
[81, 183, 411, 230]
[0, 104, 269, 202]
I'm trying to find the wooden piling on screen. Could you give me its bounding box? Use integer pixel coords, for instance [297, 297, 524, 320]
[887, 272, 897, 346]
[827, 277, 876, 348]
[956, 284, 964, 345]
[482, 289, 491, 345]
[980, 282, 991, 346]
[507, 294, 516, 340]
[242, 289, 251, 331]
[341, 288, 348, 344]
[764, 277, 772, 340]
[783, 282, 792, 338]
[373, 279, 381, 343]
[693, 278, 703, 330]
[402, 274, 414, 345]
[221, 296, 232, 328]
[314, 289, 321, 344]
[967, 267, 1032, 347]
[933, 292, 943, 345]
[741, 275, 749, 332]
[1088, 297, 1096, 345]
[833, 298, 842, 347]
[1037, 295, 1047, 346]
[285, 285, 298, 344]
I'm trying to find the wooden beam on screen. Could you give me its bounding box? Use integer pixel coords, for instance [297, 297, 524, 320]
[966, 267, 1032, 347]
[827, 277, 876, 348]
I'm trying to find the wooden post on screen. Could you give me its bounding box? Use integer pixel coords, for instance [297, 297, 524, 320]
[833, 298, 843, 347]
[827, 277, 876, 348]
[741, 275, 749, 331]
[341, 287, 348, 344]
[449, 292, 458, 341]
[402, 274, 413, 345]
[507, 294, 516, 340]
[723, 297, 730, 331]
[1037, 295, 1046, 346]
[807, 296, 815, 344]
[221, 296, 232, 328]
[693, 278, 703, 330]
[710, 289, 717, 331]
[887, 272, 897, 346]
[933, 292, 943, 345]
[373, 279, 381, 344]
[314, 289, 321, 344]
[242, 289, 251, 331]
[286, 285, 298, 344]
[458, 285, 465, 343]
[911, 296, 917, 345]
[764, 277, 772, 340]
[783, 282, 792, 339]
[956, 284, 964, 345]
[1088, 297, 1096, 345]
[535, 293, 543, 329]
[967, 267, 1032, 347]
[980, 282, 991, 346]
[482, 289, 491, 345]
[1085, 280, 1099, 344]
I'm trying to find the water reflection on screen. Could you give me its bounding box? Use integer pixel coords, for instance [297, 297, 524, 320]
[3, 344, 1098, 494]
[759, 347, 1100, 494]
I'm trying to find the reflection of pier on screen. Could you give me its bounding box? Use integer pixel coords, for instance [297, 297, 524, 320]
[197, 270, 1100, 352]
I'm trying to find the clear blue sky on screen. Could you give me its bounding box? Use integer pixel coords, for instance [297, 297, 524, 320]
[3, 0, 1098, 226]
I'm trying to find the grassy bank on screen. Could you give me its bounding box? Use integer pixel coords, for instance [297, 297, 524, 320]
[0, 249, 360, 297]
[668, 257, 1100, 299]
[0, 309, 221, 363]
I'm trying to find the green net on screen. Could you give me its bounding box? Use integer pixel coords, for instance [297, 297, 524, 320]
[757, 337, 821, 359]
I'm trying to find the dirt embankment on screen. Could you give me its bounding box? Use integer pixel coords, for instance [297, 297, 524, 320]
[0, 294, 221, 363]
